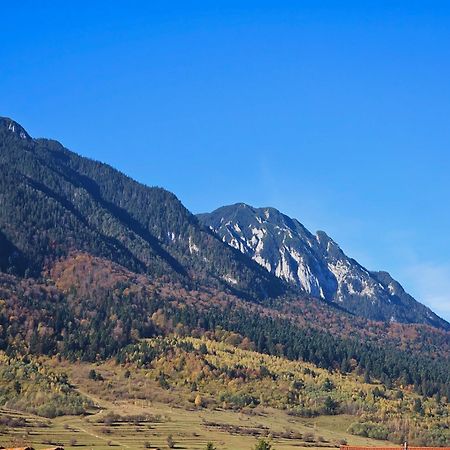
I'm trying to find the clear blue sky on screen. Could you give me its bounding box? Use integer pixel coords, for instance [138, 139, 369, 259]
[1, 1, 450, 320]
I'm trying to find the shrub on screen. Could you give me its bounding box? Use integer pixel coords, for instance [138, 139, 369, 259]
[303, 432, 315, 442]
[167, 434, 175, 448]
[323, 396, 339, 414]
[348, 421, 389, 440]
[254, 439, 273, 450]
[88, 369, 103, 381]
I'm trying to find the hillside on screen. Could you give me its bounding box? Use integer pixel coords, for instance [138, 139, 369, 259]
[198, 203, 448, 329]
[1, 252, 448, 400]
[0, 336, 448, 448]
[0, 117, 449, 448]
[0, 117, 284, 300]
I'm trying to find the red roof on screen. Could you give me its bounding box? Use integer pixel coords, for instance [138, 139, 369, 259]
[341, 447, 450, 450]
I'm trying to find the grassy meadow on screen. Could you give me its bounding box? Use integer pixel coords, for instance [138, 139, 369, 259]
[0, 404, 388, 450]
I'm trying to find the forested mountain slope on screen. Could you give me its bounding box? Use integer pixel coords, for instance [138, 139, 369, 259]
[0, 117, 284, 300]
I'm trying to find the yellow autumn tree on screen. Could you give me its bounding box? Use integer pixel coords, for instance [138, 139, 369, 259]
[194, 393, 203, 407]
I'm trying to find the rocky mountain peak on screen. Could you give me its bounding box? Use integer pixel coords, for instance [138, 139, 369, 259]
[198, 203, 449, 330]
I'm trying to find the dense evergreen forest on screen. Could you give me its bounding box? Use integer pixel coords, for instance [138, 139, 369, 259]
[0, 117, 284, 300]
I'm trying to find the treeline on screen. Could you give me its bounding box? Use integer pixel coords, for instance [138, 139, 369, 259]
[0, 354, 91, 417]
[168, 304, 450, 399]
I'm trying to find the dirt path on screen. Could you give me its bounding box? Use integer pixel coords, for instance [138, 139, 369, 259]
[64, 384, 133, 448]
[74, 424, 131, 448]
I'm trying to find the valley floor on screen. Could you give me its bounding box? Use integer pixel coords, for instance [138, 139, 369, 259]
[0, 401, 390, 450]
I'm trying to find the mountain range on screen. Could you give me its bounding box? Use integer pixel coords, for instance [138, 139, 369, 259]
[1, 116, 447, 330]
[0, 116, 449, 406]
